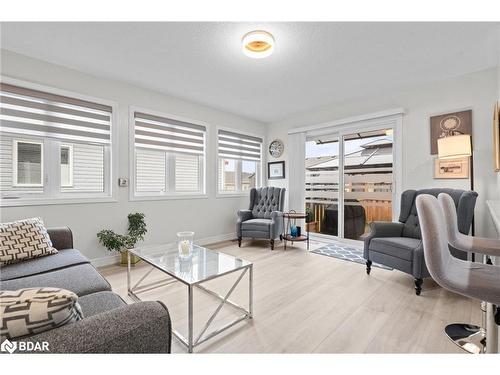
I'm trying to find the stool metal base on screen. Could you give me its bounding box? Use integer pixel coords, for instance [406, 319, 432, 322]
[445, 323, 486, 354]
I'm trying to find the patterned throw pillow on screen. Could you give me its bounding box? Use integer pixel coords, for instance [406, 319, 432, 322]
[0, 217, 58, 266]
[0, 287, 83, 340]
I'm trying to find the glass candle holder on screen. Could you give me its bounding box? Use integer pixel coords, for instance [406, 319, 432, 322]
[177, 231, 194, 258]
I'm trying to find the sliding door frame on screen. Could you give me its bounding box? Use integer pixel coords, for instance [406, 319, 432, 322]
[297, 109, 404, 242]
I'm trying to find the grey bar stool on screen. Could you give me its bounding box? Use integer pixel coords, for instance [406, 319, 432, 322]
[415, 194, 500, 354]
[438, 193, 500, 353]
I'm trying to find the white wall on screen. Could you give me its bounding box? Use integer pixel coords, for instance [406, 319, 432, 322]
[497, 66, 500, 190]
[266, 68, 500, 237]
[0, 50, 267, 263]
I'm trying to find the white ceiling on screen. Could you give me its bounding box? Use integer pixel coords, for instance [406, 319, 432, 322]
[1, 22, 499, 123]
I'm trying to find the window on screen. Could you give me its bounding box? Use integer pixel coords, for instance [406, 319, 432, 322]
[217, 129, 262, 194]
[0, 82, 113, 205]
[60, 144, 73, 187]
[241, 160, 257, 190]
[219, 158, 236, 191]
[13, 140, 43, 186]
[135, 149, 166, 193]
[175, 153, 201, 192]
[60, 142, 104, 193]
[132, 110, 206, 198]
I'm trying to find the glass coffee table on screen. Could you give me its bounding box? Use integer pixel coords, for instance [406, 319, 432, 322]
[127, 243, 253, 353]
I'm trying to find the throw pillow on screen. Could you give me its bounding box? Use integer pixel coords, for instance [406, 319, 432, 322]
[0, 287, 83, 340]
[0, 217, 58, 266]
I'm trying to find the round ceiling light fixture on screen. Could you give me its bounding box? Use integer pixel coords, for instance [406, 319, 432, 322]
[241, 30, 275, 59]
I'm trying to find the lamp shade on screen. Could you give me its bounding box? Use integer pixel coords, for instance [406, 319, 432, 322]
[437, 134, 472, 159]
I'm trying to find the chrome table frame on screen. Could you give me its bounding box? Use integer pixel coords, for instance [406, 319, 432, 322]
[127, 251, 253, 353]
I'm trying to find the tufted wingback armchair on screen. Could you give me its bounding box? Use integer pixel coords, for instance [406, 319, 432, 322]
[237, 187, 286, 250]
[363, 188, 477, 295]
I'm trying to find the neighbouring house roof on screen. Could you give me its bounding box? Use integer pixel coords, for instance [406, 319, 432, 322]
[306, 138, 393, 171]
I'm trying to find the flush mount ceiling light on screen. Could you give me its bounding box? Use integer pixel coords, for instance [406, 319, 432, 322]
[241, 30, 275, 59]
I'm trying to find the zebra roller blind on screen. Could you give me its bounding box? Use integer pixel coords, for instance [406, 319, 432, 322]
[217, 129, 262, 161]
[0, 83, 112, 144]
[134, 112, 206, 155]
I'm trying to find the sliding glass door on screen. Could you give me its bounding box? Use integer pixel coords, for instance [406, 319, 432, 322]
[342, 129, 394, 240]
[304, 127, 395, 242]
[305, 135, 340, 236]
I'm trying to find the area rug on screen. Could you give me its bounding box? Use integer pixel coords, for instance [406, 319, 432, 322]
[311, 242, 393, 270]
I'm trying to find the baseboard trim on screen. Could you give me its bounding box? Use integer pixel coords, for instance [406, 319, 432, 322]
[197, 232, 236, 246]
[91, 233, 236, 268]
[91, 253, 121, 268]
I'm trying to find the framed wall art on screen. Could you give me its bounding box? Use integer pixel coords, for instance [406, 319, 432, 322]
[430, 109, 472, 155]
[434, 157, 469, 179]
[268, 161, 285, 179]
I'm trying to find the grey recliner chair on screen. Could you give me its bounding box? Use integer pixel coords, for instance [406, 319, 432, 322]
[237, 187, 286, 250]
[363, 188, 477, 295]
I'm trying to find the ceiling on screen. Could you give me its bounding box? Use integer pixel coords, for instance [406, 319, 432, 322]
[1, 22, 499, 123]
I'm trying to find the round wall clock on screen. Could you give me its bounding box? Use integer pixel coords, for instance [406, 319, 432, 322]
[269, 139, 284, 158]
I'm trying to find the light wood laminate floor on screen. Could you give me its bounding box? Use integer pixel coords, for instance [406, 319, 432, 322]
[99, 239, 480, 353]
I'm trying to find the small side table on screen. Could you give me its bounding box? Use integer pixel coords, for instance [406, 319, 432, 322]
[283, 212, 309, 250]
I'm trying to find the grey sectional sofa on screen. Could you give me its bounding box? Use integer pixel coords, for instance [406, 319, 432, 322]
[0, 227, 171, 353]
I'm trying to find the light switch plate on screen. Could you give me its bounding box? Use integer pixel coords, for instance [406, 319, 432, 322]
[118, 178, 128, 187]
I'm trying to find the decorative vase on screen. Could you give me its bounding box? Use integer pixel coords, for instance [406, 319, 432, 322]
[290, 225, 298, 237]
[120, 250, 141, 267]
[177, 231, 194, 258]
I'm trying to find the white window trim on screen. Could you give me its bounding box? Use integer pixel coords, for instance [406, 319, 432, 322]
[0, 76, 118, 207]
[60, 144, 74, 187]
[216, 126, 263, 198]
[12, 139, 44, 188]
[129, 106, 209, 202]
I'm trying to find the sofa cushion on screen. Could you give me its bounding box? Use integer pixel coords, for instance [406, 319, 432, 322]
[0, 263, 111, 297]
[0, 249, 90, 281]
[0, 287, 83, 340]
[0, 217, 58, 266]
[78, 291, 126, 318]
[369, 237, 422, 262]
[242, 218, 272, 231]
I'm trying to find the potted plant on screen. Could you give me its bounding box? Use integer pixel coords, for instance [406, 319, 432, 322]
[97, 213, 147, 266]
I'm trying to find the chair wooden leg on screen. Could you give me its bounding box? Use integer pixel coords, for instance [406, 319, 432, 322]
[414, 278, 423, 295]
[270, 239, 275, 250]
[238, 237, 242, 247]
[366, 260, 372, 275]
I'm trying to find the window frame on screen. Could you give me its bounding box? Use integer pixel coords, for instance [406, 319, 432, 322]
[129, 106, 208, 202]
[12, 138, 44, 188]
[0, 76, 118, 207]
[216, 126, 263, 197]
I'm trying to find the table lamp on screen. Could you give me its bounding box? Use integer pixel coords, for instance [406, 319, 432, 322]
[437, 133, 474, 234]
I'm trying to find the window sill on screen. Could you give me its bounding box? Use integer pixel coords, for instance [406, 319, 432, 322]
[130, 193, 208, 202]
[0, 196, 117, 207]
[216, 192, 250, 198]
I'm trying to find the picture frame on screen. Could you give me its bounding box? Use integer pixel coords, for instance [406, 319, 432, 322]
[268, 161, 285, 179]
[430, 109, 472, 155]
[493, 101, 500, 173]
[434, 157, 469, 179]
